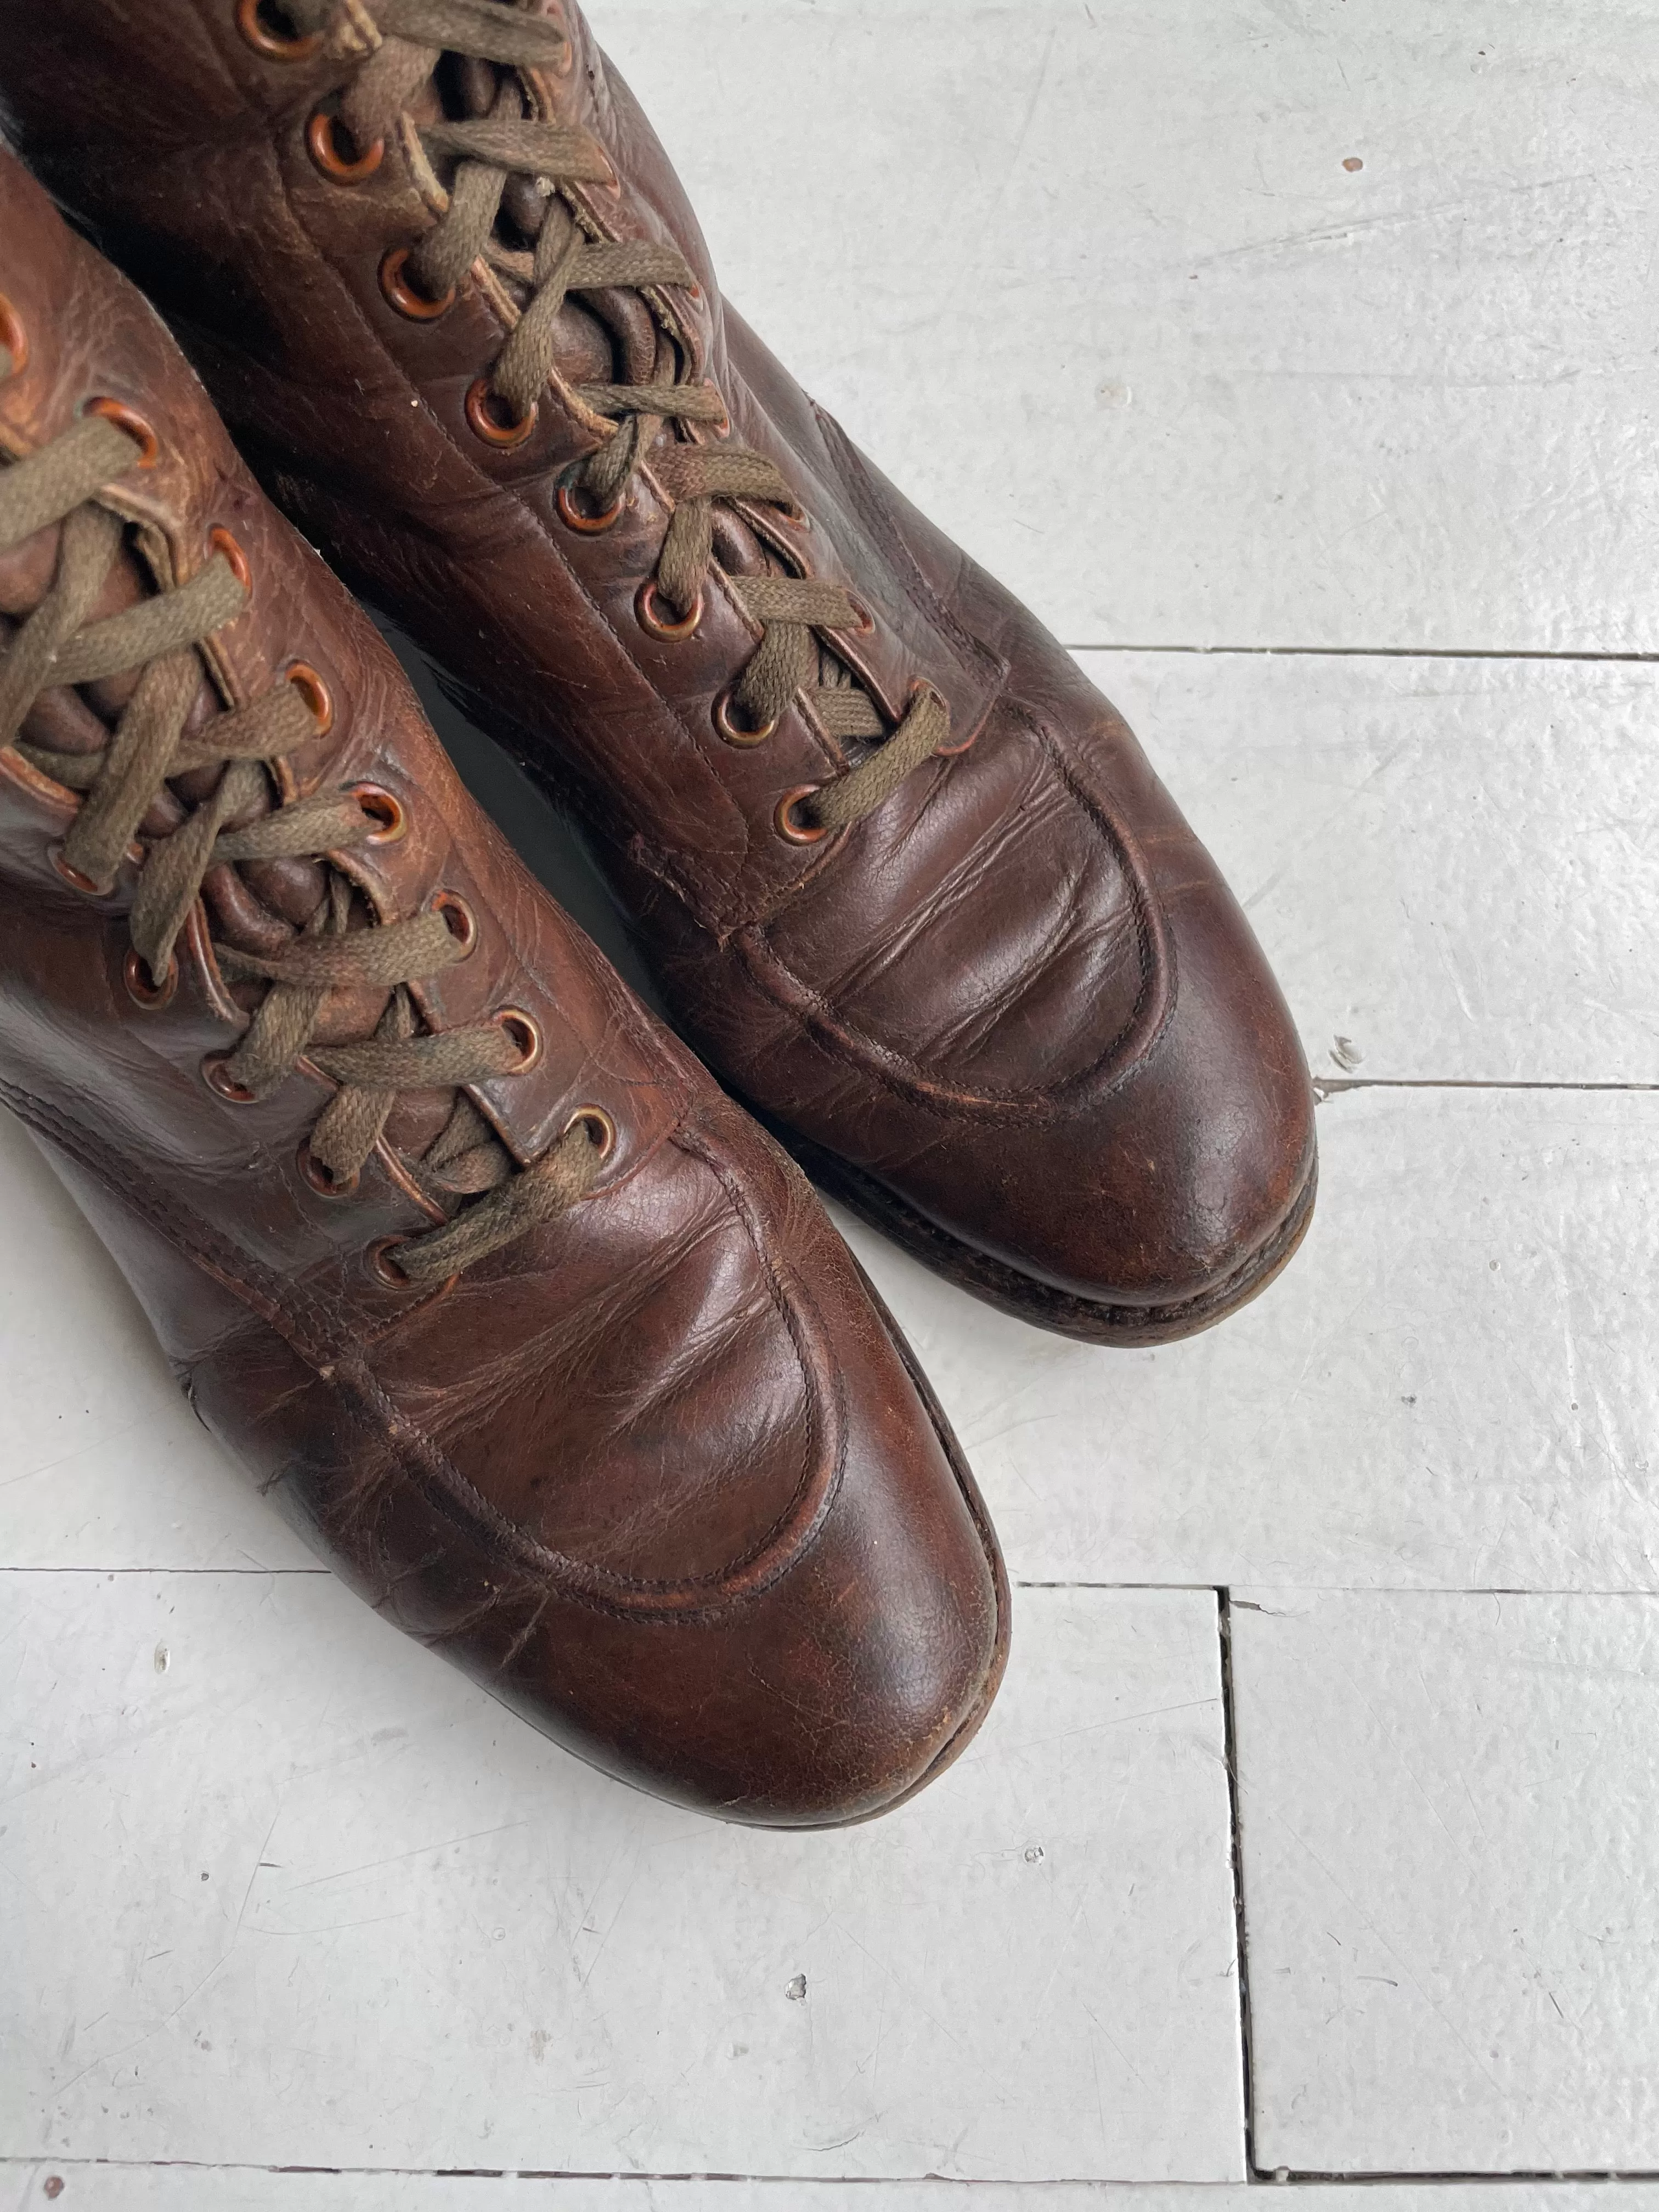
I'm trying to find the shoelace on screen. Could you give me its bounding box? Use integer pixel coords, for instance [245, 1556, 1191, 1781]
[280, 0, 956, 839]
[0, 393, 602, 1284]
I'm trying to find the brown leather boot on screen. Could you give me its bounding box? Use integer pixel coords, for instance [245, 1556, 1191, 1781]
[0, 149, 1007, 1825]
[0, 0, 1317, 1344]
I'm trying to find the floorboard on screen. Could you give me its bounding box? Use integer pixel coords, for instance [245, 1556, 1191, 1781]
[1233, 1591, 1659, 2171]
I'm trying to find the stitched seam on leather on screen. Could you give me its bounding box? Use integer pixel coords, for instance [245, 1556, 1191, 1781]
[0, 1079, 348, 1369]
[808, 400, 1008, 690]
[666, 1116, 848, 1582]
[0, 1077, 834, 1616]
[735, 704, 1176, 1122]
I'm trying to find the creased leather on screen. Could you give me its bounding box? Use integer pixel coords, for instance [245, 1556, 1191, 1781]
[0, 0, 1316, 1335]
[0, 150, 1008, 1825]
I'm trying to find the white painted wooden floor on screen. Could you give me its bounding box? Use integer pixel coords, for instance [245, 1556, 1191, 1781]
[6, 1, 1658, 2202]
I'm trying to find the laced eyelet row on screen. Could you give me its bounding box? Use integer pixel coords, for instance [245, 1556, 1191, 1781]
[367, 253, 539, 455]
[57, 372, 833, 852]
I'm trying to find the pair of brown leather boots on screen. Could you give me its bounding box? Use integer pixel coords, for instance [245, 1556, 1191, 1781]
[0, 0, 1315, 1826]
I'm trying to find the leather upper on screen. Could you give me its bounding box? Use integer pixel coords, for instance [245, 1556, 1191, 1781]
[0, 0, 1316, 1328]
[0, 148, 1007, 1824]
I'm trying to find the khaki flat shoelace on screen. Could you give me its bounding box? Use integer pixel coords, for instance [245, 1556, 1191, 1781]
[285, 0, 954, 838]
[0, 399, 602, 1284]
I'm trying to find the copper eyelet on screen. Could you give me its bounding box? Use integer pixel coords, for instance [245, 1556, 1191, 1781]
[465, 378, 536, 448]
[308, 108, 384, 183]
[379, 246, 455, 322]
[208, 527, 252, 594]
[367, 1235, 412, 1288]
[201, 1054, 259, 1104]
[431, 888, 478, 958]
[236, 0, 325, 60]
[713, 689, 780, 749]
[286, 662, 332, 735]
[844, 599, 875, 636]
[635, 578, 702, 642]
[86, 397, 160, 469]
[563, 1105, 617, 1161]
[297, 1136, 359, 1199]
[48, 843, 104, 895]
[556, 482, 625, 534]
[775, 787, 830, 845]
[349, 783, 407, 845]
[0, 294, 27, 380]
[123, 945, 178, 1009]
[494, 1007, 544, 1075]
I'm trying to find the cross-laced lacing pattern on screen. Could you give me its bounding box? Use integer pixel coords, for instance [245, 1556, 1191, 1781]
[284, 0, 953, 836]
[0, 393, 601, 1283]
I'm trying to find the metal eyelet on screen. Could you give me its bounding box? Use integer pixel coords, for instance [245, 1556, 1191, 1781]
[465, 378, 537, 449]
[563, 1105, 616, 1160]
[366, 1235, 412, 1288]
[123, 945, 178, 1009]
[556, 482, 625, 534]
[364, 1238, 459, 1299]
[349, 783, 407, 845]
[379, 247, 455, 322]
[844, 599, 875, 636]
[431, 888, 478, 958]
[635, 578, 702, 642]
[236, 0, 324, 60]
[286, 662, 332, 735]
[201, 1054, 259, 1104]
[297, 1136, 359, 1199]
[208, 527, 252, 593]
[48, 844, 104, 895]
[714, 689, 780, 748]
[494, 1008, 543, 1074]
[307, 109, 384, 183]
[85, 397, 159, 469]
[0, 294, 28, 380]
[775, 787, 830, 845]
